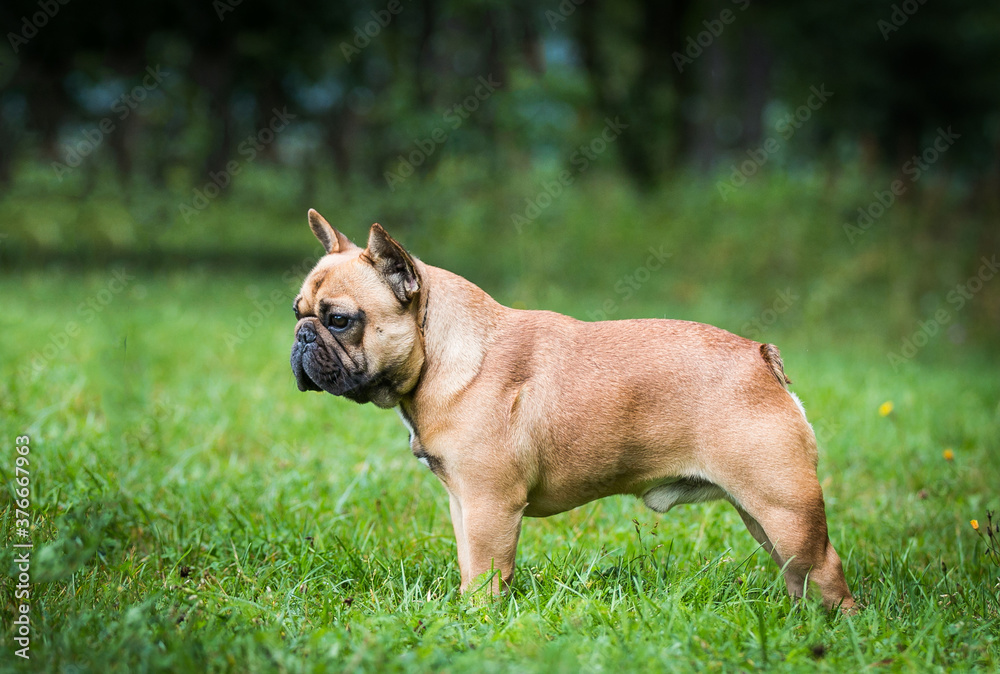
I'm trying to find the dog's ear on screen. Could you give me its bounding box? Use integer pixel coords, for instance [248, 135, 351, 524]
[365, 223, 419, 304]
[308, 209, 358, 254]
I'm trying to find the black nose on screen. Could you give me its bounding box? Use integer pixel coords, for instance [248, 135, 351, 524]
[297, 322, 317, 344]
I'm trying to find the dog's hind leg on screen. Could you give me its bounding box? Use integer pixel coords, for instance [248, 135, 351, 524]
[728, 480, 855, 611]
[711, 408, 856, 611]
[733, 504, 781, 569]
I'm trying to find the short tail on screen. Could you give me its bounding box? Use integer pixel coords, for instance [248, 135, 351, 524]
[760, 343, 792, 387]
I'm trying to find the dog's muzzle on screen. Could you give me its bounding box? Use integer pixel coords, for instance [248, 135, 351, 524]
[291, 321, 332, 393]
[291, 319, 369, 396]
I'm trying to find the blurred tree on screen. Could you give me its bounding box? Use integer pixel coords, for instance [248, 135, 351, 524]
[0, 0, 997, 192]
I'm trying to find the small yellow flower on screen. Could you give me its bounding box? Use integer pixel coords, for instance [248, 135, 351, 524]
[943, 448, 954, 461]
[971, 519, 980, 531]
[878, 401, 894, 417]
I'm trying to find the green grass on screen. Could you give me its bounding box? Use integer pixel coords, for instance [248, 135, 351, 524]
[0, 163, 998, 670]
[0, 262, 998, 672]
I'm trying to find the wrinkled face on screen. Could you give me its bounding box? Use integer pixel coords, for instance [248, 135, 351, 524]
[290, 216, 425, 409]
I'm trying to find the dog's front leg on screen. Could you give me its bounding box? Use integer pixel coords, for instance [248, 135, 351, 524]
[448, 492, 471, 587]
[451, 491, 525, 594]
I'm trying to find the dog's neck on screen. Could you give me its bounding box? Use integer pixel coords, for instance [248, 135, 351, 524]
[402, 261, 501, 422]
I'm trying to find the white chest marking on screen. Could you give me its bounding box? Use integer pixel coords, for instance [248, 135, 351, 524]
[396, 408, 416, 447]
[397, 408, 434, 471]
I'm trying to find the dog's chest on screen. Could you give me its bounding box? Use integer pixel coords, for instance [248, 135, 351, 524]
[396, 408, 443, 475]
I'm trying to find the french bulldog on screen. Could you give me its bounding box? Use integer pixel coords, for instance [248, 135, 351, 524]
[290, 210, 855, 611]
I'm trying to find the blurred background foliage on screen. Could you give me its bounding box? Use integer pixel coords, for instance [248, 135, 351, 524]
[0, 0, 998, 342]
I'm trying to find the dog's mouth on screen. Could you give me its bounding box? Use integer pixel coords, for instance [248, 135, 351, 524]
[290, 337, 372, 398]
[291, 347, 324, 393]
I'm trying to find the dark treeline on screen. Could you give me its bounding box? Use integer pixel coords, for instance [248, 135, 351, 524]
[1, 0, 998, 191]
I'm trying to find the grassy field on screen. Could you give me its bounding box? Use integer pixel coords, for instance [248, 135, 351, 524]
[1, 170, 999, 671]
[1, 265, 998, 672]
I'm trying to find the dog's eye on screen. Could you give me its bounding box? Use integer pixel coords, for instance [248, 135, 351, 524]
[327, 314, 351, 331]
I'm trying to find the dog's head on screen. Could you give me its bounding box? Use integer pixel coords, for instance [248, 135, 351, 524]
[290, 210, 424, 408]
